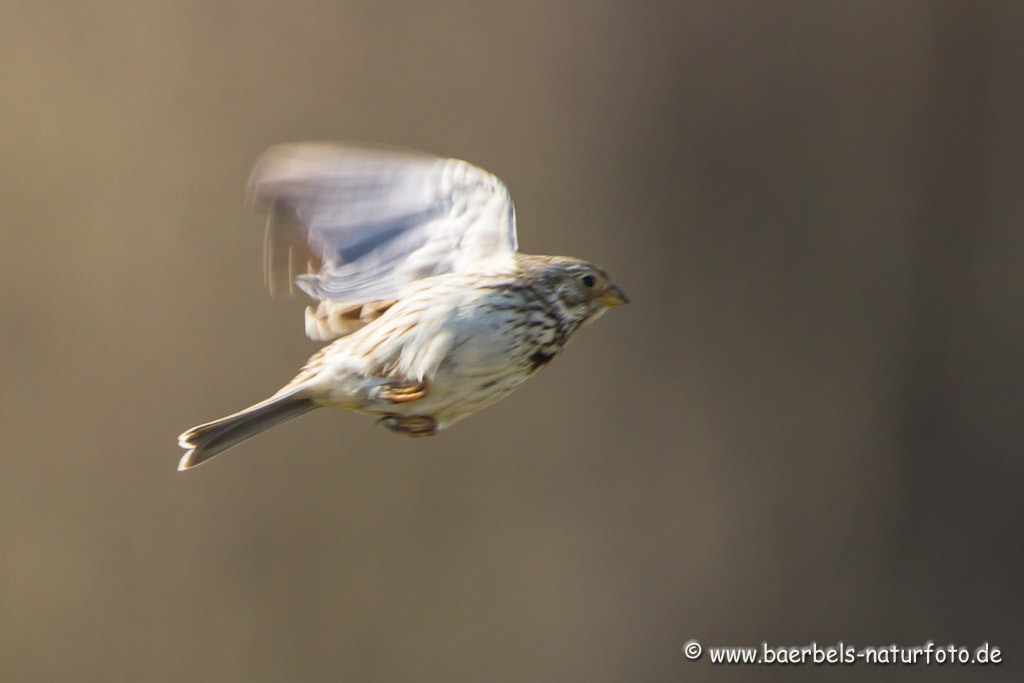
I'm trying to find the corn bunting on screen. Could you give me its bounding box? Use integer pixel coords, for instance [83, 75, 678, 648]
[178, 142, 628, 470]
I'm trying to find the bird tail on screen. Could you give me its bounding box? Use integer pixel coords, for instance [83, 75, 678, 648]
[177, 392, 319, 471]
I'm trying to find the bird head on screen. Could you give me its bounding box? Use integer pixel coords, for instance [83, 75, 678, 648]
[517, 255, 629, 326]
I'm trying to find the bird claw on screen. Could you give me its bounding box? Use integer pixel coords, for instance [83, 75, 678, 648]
[377, 415, 437, 437]
[375, 379, 428, 403]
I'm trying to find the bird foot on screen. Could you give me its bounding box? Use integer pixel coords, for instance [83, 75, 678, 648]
[378, 415, 437, 437]
[375, 379, 429, 403]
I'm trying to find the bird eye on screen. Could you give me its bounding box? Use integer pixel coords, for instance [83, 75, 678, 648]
[581, 274, 596, 287]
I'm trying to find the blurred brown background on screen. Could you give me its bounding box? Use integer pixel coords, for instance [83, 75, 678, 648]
[1, 1, 1021, 681]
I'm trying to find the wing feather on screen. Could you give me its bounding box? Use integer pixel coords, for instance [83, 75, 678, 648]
[248, 142, 518, 307]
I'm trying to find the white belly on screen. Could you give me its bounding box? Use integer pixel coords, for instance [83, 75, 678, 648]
[310, 278, 554, 428]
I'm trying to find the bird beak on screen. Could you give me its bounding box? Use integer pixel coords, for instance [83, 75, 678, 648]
[602, 284, 629, 307]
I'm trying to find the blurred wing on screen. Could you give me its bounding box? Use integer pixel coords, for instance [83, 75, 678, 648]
[248, 142, 518, 305]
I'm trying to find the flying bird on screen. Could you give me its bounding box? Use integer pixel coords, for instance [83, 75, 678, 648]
[178, 142, 628, 470]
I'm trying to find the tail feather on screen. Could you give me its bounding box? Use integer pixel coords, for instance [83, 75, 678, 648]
[177, 393, 319, 471]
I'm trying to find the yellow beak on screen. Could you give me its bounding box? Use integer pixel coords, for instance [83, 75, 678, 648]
[602, 284, 629, 307]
